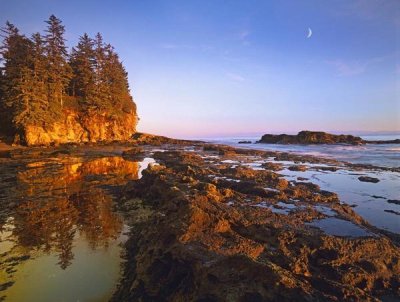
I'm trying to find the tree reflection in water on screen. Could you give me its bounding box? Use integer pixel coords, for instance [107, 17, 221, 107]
[3, 156, 139, 271]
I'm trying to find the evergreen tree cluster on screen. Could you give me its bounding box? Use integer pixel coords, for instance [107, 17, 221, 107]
[0, 15, 136, 135]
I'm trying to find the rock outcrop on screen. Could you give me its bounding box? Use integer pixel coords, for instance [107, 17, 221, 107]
[17, 109, 138, 146]
[112, 148, 400, 301]
[258, 131, 365, 145]
[258, 131, 400, 145]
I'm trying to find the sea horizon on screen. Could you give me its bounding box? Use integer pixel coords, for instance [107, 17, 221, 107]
[184, 132, 400, 141]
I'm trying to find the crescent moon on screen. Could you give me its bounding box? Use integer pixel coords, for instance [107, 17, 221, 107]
[307, 27, 312, 39]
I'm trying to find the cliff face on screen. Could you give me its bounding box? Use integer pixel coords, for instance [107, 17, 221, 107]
[258, 131, 364, 145]
[20, 109, 138, 146]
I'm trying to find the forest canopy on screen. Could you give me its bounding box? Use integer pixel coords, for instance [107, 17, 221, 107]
[0, 15, 136, 135]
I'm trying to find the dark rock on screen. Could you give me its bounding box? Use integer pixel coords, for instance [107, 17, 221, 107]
[384, 210, 400, 216]
[238, 141, 252, 144]
[261, 162, 283, 171]
[258, 131, 364, 145]
[365, 139, 400, 144]
[358, 176, 380, 183]
[131, 132, 199, 146]
[122, 147, 144, 156]
[288, 165, 308, 172]
[315, 166, 338, 172]
[0, 281, 14, 291]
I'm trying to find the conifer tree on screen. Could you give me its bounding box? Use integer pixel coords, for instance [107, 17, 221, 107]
[0, 22, 34, 129]
[44, 15, 71, 108]
[29, 33, 49, 113]
[92, 32, 110, 109]
[102, 43, 135, 112]
[69, 33, 95, 101]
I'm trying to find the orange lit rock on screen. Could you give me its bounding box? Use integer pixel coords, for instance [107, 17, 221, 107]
[21, 109, 138, 146]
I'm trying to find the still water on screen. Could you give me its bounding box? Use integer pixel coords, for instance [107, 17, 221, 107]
[0, 150, 152, 302]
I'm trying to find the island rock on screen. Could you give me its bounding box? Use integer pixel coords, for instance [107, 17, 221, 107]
[258, 131, 365, 145]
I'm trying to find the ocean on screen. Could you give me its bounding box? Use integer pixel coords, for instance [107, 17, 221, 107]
[202, 134, 400, 168]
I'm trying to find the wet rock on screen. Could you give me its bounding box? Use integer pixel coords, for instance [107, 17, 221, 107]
[261, 162, 283, 171]
[276, 178, 289, 190]
[358, 176, 380, 183]
[365, 139, 400, 144]
[122, 146, 146, 160]
[238, 141, 252, 144]
[131, 132, 198, 146]
[387, 200, 400, 205]
[371, 195, 385, 199]
[288, 165, 308, 172]
[315, 166, 338, 172]
[122, 146, 144, 156]
[0, 281, 14, 291]
[384, 210, 400, 216]
[113, 148, 400, 301]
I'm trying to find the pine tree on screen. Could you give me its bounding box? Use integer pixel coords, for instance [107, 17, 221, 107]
[44, 15, 72, 108]
[69, 33, 96, 102]
[92, 32, 110, 109]
[0, 22, 34, 130]
[30, 33, 50, 114]
[102, 43, 135, 113]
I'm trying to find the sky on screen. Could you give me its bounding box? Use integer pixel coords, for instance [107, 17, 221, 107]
[1, 0, 399, 138]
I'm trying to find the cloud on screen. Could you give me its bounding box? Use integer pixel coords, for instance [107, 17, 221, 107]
[160, 43, 193, 50]
[326, 60, 366, 76]
[160, 43, 214, 52]
[326, 55, 388, 76]
[237, 30, 251, 46]
[226, 72, 245, 82]
[238, 30, 250, 40]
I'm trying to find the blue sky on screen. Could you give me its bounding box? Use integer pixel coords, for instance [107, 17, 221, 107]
[1, 0, 399, 138]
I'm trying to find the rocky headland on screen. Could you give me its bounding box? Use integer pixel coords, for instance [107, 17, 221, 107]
[0, 16, 138, 147]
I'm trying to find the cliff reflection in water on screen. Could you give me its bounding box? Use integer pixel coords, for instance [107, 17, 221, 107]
[0, 155, 140, 300]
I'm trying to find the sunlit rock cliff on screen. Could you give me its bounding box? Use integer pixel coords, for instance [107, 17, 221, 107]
[20, 109, 138, 146]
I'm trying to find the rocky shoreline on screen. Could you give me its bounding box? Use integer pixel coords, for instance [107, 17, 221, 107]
[0, 136, 399, 301]
[111, 138, 399, 301]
